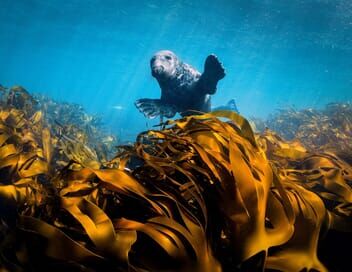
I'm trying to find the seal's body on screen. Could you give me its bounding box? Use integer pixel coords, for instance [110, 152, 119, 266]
[135, 50, 225, 119]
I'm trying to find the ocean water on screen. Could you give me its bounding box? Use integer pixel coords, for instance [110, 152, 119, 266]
[0, 0, 351, 141]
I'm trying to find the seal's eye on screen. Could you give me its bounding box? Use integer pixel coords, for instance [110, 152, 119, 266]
[165, 55, 172, 60]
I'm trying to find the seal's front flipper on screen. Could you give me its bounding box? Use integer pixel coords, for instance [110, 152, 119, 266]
[135, 98, 177, 119]
[135, 98, 163, 119]
[199, 54, 226, 95]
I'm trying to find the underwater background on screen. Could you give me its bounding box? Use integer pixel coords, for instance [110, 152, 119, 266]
[0, 0, 351, 140]
[0, 1, 352, 271]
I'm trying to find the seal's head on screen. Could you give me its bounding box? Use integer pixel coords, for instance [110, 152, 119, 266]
[150, 50, 179, 81]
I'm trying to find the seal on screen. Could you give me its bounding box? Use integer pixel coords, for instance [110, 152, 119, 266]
[135, 50, 225, 119]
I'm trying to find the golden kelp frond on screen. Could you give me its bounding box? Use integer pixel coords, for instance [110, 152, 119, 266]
[256, 103, 352, 163]
[0, 85, 118, 162]
[0, 99, 219, 270]
[34, 93, 118, 162]
[280, 154, 352, 232]
[256, 129, 309, 167]
[135, 111, 331, 271]
[0, 92, 351, 271]
[0, 109, 50, 180]
[257, 128, 352, 233]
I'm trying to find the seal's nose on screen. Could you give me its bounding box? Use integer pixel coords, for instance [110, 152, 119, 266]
[152, 65, 164, 75]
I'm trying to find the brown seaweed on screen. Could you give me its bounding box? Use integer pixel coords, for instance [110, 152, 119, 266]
[0, 87, 351, 271]
[254, 103, 352, 163]
[0, 85, 118, 163]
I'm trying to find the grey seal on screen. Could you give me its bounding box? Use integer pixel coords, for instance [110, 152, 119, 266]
[135, 50, 225, 119]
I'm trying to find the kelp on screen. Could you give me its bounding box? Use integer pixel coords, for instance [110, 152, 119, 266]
[0, 88, 351, 271]
[0, 85, 118, 162]
[253, 103, 352, 163]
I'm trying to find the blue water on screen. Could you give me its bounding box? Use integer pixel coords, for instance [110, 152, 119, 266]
[1, 0, 351, 140]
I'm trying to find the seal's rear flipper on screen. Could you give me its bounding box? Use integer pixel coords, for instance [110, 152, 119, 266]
[199, 54, 226, 95]
[212, 99, 239, 113]
[226, 99, 239, 113]
[135, 98, 177, 119]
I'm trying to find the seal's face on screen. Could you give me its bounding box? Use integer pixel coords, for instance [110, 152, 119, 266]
[150, 50, 179, 81]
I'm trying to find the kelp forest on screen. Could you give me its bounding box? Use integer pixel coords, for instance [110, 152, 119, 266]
[0, 85, 351, 271]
